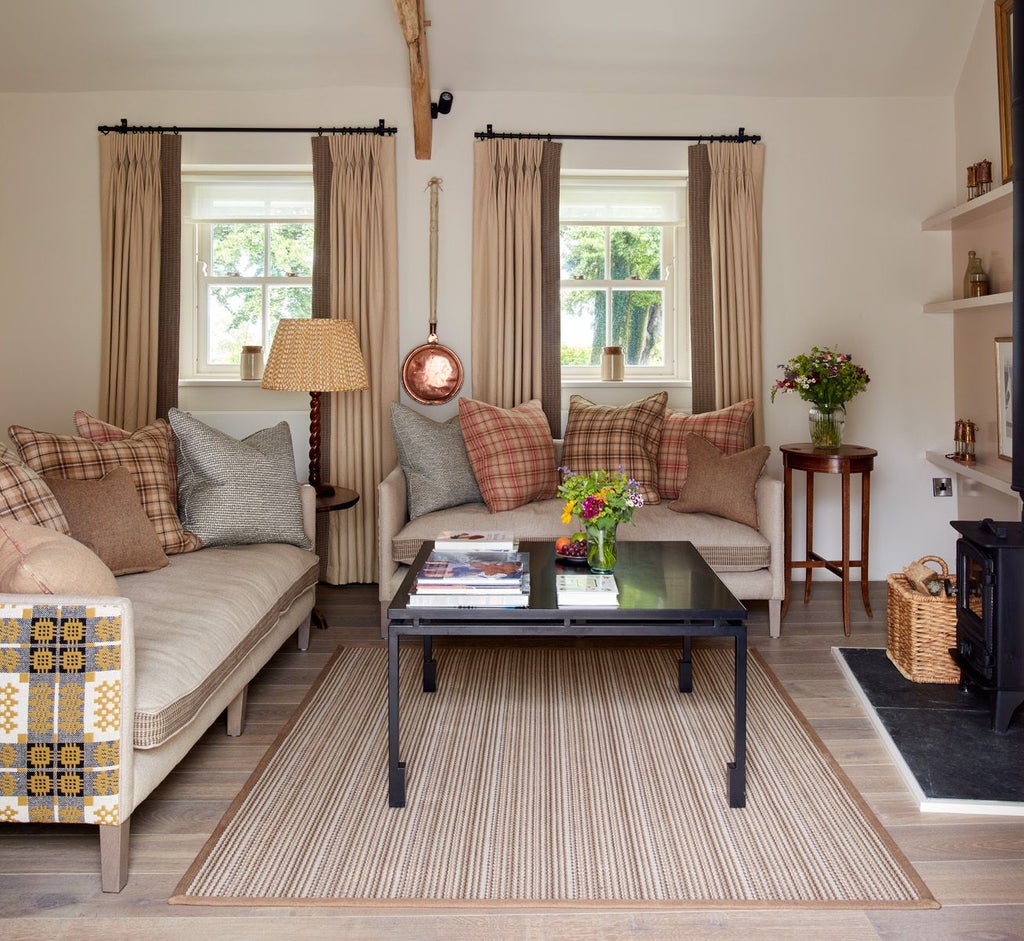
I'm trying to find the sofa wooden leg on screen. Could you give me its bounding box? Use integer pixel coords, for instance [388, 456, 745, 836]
[297, 614, 311, 651]
[226, 685, 248, 736]
[768, 599, 782, 638]
[100, 820, 130, 892]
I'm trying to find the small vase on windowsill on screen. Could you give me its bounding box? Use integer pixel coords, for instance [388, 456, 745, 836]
[809, 405, 845, 450]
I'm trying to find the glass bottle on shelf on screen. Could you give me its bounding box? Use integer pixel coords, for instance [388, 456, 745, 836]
[963, 251, 986, 299]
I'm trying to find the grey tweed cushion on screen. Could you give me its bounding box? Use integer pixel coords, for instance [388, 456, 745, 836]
[390, 402, 482, 519]
[168, 409, 311, 550]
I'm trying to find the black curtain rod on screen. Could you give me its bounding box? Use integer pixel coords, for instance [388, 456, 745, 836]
[475, 124, 761, 143]
[98, 117, 397, 136]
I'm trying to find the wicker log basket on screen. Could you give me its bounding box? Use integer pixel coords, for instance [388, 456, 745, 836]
[886, 555, 960, 684]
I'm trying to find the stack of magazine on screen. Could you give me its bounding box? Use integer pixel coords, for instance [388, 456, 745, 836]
[555, 573, 619, 607]
[408, 548, 530, 607]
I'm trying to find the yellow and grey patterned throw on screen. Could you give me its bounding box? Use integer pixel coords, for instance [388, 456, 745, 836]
[0, 603, 124, 826]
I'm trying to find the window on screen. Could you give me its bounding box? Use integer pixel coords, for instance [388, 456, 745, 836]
[559, 173, 688, 381]
[181, 172, 314, 379]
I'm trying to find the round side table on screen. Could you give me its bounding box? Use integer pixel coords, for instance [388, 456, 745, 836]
[780, 444, 877, 637]
[312, 485, 360, 629]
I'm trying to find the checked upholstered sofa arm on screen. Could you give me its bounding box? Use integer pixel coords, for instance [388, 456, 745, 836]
[0, 597, 135, 886]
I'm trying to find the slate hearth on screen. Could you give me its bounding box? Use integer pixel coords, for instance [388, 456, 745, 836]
[836, 647, 1023, 810]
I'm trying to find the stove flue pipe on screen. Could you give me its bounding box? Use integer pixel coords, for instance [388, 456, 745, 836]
[1013, 3, 1024, 509]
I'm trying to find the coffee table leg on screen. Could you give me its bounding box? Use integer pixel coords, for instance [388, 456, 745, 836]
[678, 635, 693, 693]
[728, 630, 747, 809]
[422, 634, 436, 692]
[388, 627, 406, 808]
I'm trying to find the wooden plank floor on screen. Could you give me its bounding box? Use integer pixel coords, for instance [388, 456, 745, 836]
[2, 581, 1023, 940]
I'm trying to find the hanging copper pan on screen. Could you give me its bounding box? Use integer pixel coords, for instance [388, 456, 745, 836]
[401, 177, 464, 405]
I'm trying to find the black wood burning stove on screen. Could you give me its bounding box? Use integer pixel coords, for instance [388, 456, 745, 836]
[952, 519, 1024, 732]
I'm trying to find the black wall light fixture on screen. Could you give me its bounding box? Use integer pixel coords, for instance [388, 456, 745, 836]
[431, 91, 454, 119]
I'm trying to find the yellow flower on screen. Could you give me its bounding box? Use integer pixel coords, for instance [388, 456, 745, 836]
[561, 500, 576, 525]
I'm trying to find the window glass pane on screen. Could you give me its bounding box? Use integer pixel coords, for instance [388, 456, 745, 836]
[560, 288, 606, 365]
[610, 226, 661, 280]
[207, 285, 262, 364]
[560, 225, 605, 280]
[267, 288, 313, 346]
[612, 289, 664, 366]
[211, 223, 265, 277]
[269, 222, 314, 277]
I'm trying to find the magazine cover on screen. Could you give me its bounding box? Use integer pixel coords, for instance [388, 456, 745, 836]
[416, 550, 527, 586]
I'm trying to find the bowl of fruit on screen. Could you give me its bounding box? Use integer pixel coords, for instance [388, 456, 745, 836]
[555, 534, 589, 564]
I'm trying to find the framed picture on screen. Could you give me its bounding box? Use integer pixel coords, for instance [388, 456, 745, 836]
[997, 0, 1014, 184]
[996, 336, 1013, 461]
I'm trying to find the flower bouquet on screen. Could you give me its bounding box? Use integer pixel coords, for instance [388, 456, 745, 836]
[557, 467, 643, 572]
[770, 345, 870, 449]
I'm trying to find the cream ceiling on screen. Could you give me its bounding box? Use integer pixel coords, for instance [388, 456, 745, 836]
[0, 0, 984, 98]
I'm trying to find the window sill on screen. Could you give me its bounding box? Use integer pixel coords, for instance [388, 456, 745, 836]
[561, 378, 691, 388]
[178, 378, 266, 388]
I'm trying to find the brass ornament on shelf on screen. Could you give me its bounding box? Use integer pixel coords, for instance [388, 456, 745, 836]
[948, 418, 977, 465]
[966, 159, 994, 200]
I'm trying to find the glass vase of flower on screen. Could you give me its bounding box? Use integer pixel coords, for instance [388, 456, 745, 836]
[557, 467, 643, 573]
[770, 345, 870, 450]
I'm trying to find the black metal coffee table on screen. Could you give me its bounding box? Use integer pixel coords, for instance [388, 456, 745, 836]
[386, 540, 748, 809]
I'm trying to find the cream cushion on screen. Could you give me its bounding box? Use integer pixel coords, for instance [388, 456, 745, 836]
[117, 543, 318, 749]
[0, 516, 119, 595]
[391, 498, 771, 573]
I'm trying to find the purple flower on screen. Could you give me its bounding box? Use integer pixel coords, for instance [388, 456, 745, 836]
[581, 495, 603, 520]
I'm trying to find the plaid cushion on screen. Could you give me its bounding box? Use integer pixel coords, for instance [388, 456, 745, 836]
[457, 398, 558, 512]
[74, 411, 179, 505]
[657, 400, 755, 500]
[0, 442, 71, 534]
[9, 422, 201, 555]
[73, 410, 133, 443]
[560, 393, 668, 504]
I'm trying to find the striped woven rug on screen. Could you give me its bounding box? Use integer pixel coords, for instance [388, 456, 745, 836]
[171, 644, 936, 909]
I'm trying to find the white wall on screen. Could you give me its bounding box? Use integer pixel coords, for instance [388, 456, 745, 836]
[0, 82, 959, 577]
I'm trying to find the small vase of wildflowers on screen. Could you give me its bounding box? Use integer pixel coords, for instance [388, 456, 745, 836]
[770, 345, 870, 450]
[558, 467, 643, 573]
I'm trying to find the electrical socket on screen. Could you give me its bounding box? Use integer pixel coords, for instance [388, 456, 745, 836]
[932, 477, 953, 497]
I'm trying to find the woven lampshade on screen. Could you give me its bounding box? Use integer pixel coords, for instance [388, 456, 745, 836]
[262, 318, 369, 393]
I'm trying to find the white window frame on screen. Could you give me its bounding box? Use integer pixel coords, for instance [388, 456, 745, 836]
[559, 172, 689, 384]
[180, 168, 313, 381]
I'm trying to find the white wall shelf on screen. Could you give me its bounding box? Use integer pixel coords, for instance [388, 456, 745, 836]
[921, 182, 1013, 232]
[926, 450, 1014, 497]
[923, 291, 1013, 315]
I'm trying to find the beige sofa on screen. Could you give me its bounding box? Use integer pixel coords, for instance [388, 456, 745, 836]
[0, 487, 318, 892]
[378, 443, 784, 637]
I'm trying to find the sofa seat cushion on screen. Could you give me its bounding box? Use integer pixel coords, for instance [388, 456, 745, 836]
[391, 501, 769, 573]
[116, 543, 318, 749]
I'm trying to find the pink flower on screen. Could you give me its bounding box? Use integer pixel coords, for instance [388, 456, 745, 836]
[581, 495, 604, 520]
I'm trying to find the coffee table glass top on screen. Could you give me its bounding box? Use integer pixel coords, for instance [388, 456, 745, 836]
[389, 539, 746, 621]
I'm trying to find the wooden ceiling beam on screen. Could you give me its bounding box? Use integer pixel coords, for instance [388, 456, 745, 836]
[392, 0, 433, 160]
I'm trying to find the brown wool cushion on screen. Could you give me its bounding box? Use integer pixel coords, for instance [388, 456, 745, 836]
[560, 392, 668, 504]
[8, 421, 201, 555]
[457, 398, 558, 512]
[657, 399, 755, 500]
[668, 433, 770, 528]
[0, 516, 119, 596]
[45, 466, 169, 576]
[0, 442, 71, 534]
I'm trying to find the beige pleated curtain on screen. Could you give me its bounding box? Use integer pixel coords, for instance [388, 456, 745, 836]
[689, 141, 765, 443]
[98, 132, 181, 429]
[311, 134, 399, 584]
[471, 139, 562, 436]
